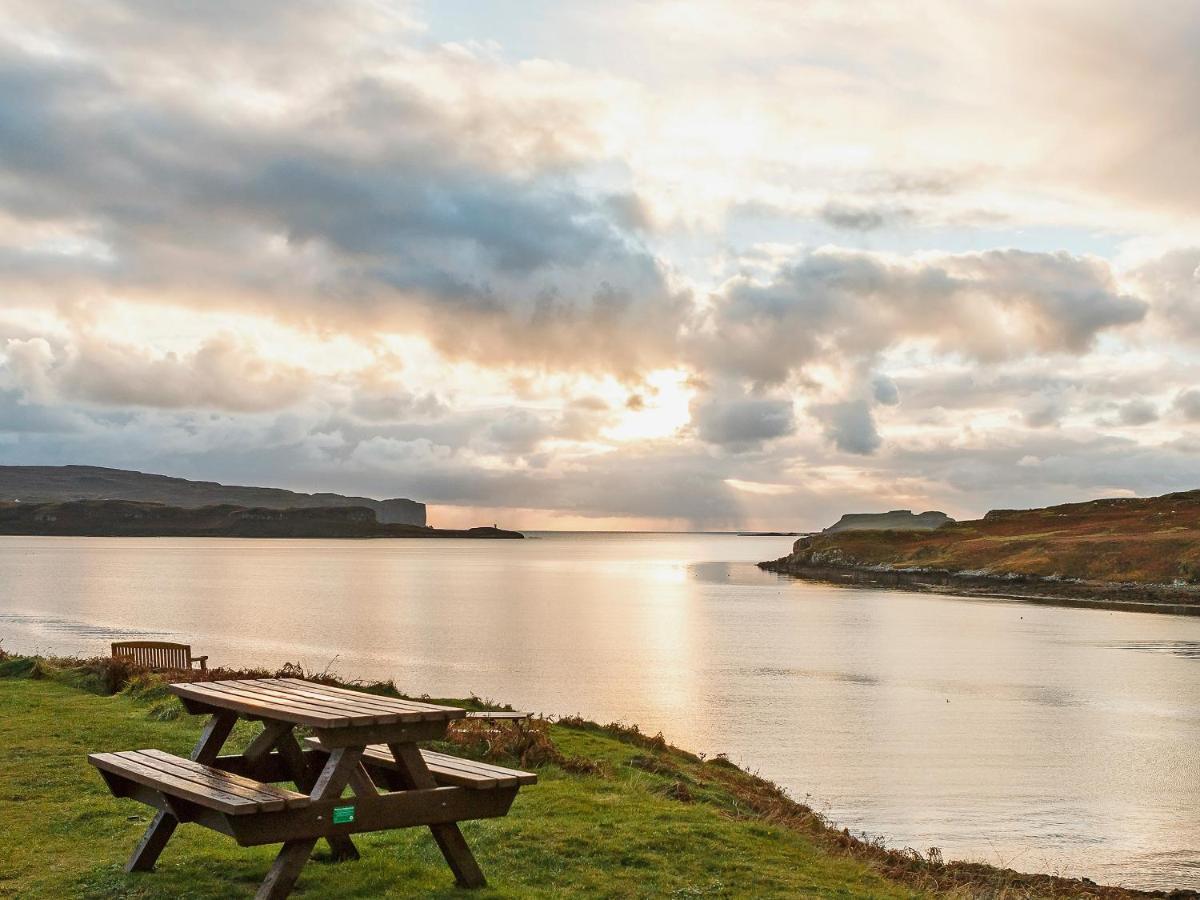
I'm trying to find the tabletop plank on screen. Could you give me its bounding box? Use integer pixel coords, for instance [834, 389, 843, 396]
[260, 679, 464, 720]
[208, 680, 404, 726]
[170, 682, 350, 727]
[168, 678, 465, 728]
[253, 679, 462, 722]
[200, 682, 359, 727]
[246, 680, 428, 721]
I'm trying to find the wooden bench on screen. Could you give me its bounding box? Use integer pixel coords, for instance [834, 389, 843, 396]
[304, 738, 537, 790]
[112, 641, 208, 671]
[464, 711, 531, 721]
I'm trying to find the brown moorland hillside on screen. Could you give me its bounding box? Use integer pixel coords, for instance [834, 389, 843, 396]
[761, 490, 1200, 612]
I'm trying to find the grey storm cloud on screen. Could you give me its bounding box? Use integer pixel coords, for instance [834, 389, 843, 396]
[1023, 399, 1065, 429]
[1174, 389, 1200, 423]
[810, 399, 881, 456]
[871, 375, 900, 406]
[1116, 399, 1159, 426]
[695, 248, 1147, 385]
[818, 201, 912, 232]
[692, 394, 796, 450]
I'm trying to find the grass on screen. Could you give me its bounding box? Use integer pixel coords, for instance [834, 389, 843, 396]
[0, 653, 1172, 899]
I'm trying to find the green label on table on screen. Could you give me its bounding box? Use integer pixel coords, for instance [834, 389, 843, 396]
[332, 805, 355, 825]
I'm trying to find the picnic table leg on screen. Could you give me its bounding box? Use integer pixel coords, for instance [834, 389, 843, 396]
[256, 838, 319, 900]
[276, 731, 362, 862]
[255, 746, 364, 900]
[126, 710, 237, 872]
[387, 742, 487, 888]
[125, 811, 177, 873]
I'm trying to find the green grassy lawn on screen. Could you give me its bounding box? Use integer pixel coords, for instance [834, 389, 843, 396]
[0, 673, 922, 899]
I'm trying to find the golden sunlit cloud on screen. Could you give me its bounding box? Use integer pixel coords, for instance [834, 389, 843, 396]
[601, 370, 694, 442]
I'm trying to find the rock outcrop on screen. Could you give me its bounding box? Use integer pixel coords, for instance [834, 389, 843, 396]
[823, 509, 953, 533]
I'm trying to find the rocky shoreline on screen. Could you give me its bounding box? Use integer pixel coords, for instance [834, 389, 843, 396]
[758, 557, 1200, 616]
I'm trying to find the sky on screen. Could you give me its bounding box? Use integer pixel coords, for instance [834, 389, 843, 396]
[1, 0, 1199, 531]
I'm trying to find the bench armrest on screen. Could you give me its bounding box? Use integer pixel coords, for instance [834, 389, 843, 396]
[189, 655, 208, 671]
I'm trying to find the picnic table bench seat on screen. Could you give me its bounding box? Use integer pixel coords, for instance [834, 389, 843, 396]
[303, 738, 537, 790]
[90, 749, 311, 815]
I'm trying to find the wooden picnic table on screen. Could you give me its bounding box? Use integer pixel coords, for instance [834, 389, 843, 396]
[88, 677, 536, 899]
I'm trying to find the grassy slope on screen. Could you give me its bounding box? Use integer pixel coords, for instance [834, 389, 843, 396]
[0, 675, 917, 899]
[777, 491, 1200, 585]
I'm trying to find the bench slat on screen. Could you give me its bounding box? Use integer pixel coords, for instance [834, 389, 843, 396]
[90, 751, 311, 815]
[128, 752, 289, 811]
[305, 738, 536, 790]
[136, 750, 309, 808]
[90, 751, 262, 814]
[421, 750, 537, 785]
[365, 746, 500, 789]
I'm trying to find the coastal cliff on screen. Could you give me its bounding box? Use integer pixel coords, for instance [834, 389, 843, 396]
[761, 490, 1200, 614]
[0, 500, 522, 539]
[0, 465, 427, 526]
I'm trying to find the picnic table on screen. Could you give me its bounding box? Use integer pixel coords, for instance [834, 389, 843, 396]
[88, 677, 536, 898]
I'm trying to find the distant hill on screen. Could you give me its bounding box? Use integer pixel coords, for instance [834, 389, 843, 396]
[761, 491, 1200, 614]
[0, 465, 425, 526]
[0, 500, 521, 539]
[823, 510, 953, 533]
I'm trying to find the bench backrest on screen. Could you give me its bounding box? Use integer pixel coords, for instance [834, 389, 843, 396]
[111, 641, 193, 670]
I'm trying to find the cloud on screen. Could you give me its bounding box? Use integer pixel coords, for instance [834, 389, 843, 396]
[1116, 399, 1159, 426]
[1023, 399, 1065, 429]
[4, 334, 310, 412]
[810, 399, 881, 455]
[692, 393, 795, 450]
[871, 374, 900, 406]
[486, 410, 553, 455]
[696, 248, 1146, 385]
[819, 201, 912, 232]
[1174, 389, 1200, 423]
[0, 5, 686, 376]
[1129, 248, 1200, 338]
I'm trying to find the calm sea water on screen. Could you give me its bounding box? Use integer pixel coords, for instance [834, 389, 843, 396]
[1, 532, 1197, 890]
